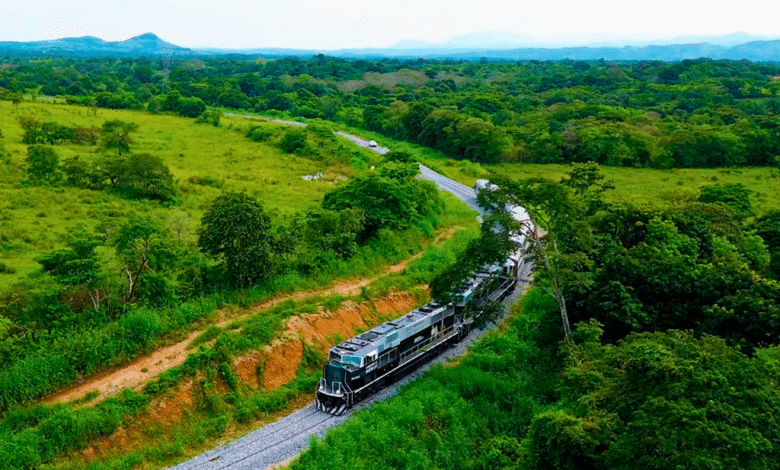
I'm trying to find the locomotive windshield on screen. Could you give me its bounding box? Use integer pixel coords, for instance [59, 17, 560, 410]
[329, 351, 342, 362]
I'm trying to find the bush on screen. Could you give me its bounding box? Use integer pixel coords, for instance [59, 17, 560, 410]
[0, 262, 16, 274]
[25, 145, 61, 185]
[279, 129, 309, 153]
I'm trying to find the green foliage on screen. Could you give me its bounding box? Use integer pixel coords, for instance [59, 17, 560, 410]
[115, 153, 175, 201]
[6, 55, 780, 170]
[111, 219, 179, 304]
[322, 165, 441, 241]
[62, 155, 105, 189]
[529, 328, 780, 470]
[195, 109, 222, 127]
[698, 183, 754, 218]
[37, 225, 102, 288]
[25, 145, 61, 185]
[100, 119, 137, 156]
[279, 128, 309, 154]
[287, 207, 364, 273]
[430, 216, 514, 302]
[198, 192, 278, 288]
[71, 125, 101, 146]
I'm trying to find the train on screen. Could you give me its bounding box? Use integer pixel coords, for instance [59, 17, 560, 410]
[315, 179, 531, 416]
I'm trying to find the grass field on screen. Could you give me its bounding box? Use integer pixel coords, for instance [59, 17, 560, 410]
[487, 163, 780, 214]
[322, 120, 780, 215]
[0, 101, 373, 284]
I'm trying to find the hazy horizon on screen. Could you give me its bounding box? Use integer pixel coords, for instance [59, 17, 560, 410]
[1, 1, 778, 51]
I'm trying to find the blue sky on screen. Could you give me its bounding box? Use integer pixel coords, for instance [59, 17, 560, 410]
[1, 0, 778, 50]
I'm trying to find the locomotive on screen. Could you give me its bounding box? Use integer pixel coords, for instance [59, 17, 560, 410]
[315, 179, 531, 416]
[315, 259, 519, 415]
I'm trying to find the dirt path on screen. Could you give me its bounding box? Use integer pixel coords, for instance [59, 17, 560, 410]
[44, 228, 459, 406]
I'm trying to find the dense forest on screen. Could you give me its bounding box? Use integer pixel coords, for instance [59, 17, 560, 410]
[2, 55, 780, 168]
[294, 162, 780, 470]
[1, 54, 780, 469]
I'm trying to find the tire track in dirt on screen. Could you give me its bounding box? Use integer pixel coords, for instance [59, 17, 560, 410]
[75, 291, 422, 464]
[43, 228, 459, 407]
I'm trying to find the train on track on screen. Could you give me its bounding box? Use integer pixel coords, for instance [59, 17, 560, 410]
[315, 180, 531, 416]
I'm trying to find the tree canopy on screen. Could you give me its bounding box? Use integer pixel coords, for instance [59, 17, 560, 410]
[198, 192, 278, 288]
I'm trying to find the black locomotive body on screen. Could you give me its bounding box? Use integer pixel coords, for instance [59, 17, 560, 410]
[316, 178, 531, 415]
[316, 258, 519, 415]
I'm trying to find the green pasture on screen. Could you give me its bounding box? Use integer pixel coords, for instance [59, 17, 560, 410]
[319, 119, 780, 215]
[0, 101, 362, 285]
[487, 163, 780, 214]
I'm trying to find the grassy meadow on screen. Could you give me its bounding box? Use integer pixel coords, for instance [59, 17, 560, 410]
[0, 101, 378, 284]
[323, 120, 780, 214]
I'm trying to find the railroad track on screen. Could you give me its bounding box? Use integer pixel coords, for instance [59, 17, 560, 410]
[168, 262, 533, 470]
[168, 125, 531, 470]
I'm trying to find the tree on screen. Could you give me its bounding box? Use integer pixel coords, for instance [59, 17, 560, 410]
[101, 119, 138, 156]
[280, 129, 308, 154]
[525, 326, 780, 470]
[40, 122, 74, 145]
[37, 227, 105, 311]
[25, 145, 60, 184]
[178, 97, 206, 118]
[198, 192, 277, 287]
[196, 109, 222, 127]
[72, 125, 101, 146]
[430, 215, 515, 303]
[288, 208, 364, 273]
[112, 219, 177, 303]
[698, 183, 754, 219]
[11, 93, 22, 113]
[478, 164, 615, 339]
[62, 156, 104, 189]
[118, 153, 175, 200]
[322, 171, 439, 241]
[18, 116, 43, 144]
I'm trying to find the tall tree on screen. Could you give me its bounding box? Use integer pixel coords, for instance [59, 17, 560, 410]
[101, 119, 138, 156]
[37, 227, 105, 311]
[198, 192, 277, 287]
[479, 163, 614, 339]
[25, 145, 60, 185]
[118, 153, 175, 200]
[112, 219, 176, 303]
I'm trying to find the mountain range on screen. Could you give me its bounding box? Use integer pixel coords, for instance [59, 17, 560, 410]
[0, 33, 196, 58]
[2, 32, 780, 62]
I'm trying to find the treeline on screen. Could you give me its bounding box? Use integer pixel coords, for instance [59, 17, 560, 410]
[3, 56, 780, 168]
[292, 163, 780, 469]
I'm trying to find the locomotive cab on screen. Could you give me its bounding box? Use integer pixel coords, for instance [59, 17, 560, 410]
[317, 361, 353, 415]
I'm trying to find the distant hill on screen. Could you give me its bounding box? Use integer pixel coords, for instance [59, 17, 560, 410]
[392, 31, 776, 49]
[199, 40, 780, 62]
[0, 33, 196, 58]
[2, 32, 780, 61]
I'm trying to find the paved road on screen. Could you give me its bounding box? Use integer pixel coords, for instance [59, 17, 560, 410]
[167, 121, 527, 470]
[417, 164, 486, 215]
[333, 131, 389, 154]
